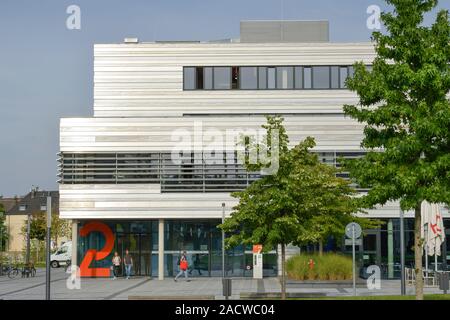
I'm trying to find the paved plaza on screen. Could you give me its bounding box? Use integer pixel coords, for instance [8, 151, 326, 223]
[0, 268, 446, 300]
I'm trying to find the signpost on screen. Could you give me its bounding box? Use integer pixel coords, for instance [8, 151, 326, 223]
[45, 196, 51, 300]
[252, 245, 263, 279]
[345, 222, 362, 296]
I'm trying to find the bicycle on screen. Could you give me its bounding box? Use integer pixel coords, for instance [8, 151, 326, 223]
[7, 263, 37, 279]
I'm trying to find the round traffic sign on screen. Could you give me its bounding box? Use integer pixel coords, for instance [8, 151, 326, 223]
[345, 222, 362, 239]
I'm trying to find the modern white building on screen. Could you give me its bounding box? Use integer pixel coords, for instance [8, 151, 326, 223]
[59, 21, 449, 279]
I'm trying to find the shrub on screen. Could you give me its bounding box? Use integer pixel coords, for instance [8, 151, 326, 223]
[286, 253, 353, 281]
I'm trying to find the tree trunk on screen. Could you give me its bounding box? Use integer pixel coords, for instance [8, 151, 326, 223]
[281, 243, 286, 300]
[318, 239, 323, 256]
[414, 204, 424, 300]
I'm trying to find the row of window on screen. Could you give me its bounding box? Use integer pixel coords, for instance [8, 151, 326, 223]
[183, 65, 363, 91]
[59, 151, 366, 192]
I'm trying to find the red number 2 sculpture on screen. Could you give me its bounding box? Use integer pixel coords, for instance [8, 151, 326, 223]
[79, 221, 115, 277]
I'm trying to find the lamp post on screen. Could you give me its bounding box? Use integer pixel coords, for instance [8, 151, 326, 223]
[221, 203, 225, 279]
[45, 195, 51, 300]
[26, 186, 38, 266]
[26, 213, 31, 266]
[400, 208, 406, 295]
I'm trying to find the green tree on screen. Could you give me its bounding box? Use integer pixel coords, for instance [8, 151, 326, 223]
[342, 0, 450, 300]
[220, 116, 369, 299]
[51, 211, 71, 245]
[23, 214, 46, 242]
[23, 211, 71, 246]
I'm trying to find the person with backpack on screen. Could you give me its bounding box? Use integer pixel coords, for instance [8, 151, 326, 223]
[174, 251, 190, 282]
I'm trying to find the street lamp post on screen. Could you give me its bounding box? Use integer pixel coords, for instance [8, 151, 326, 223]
[45, 196, 52, 300]
[222, 203, 225, 279]
[400, 208, 406, 295]
[26, 213, 31, 266]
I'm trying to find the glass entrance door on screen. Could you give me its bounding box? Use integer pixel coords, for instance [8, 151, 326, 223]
[361, 231, 381, 278]
[116, 232, 152, 277]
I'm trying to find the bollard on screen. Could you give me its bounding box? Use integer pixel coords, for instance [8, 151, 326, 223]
[438, 272, 449, 294]
[222, 278, 232, 299]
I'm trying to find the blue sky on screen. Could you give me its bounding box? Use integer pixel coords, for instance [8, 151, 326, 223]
[0, 0, 448, 196]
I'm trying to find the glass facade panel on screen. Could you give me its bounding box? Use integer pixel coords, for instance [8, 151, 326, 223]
[312, 66, 330, 89]
[239, 67, 258, 89]
[331, 66, 339, 89]
[77, 220, 157, 277]
[163, 220, 278, 277]
[267, 67, 276, 89]
[276, 67, 294, 89]
[339, 67, 348, 88]
[183, 67, 196, 90]
[303, 67, 312, 89]
[258, 67, 267, 89]
[213, 67, 231, 90]
[183, 65, 370, 90]
[294, 67, 303, 89]
[204, 67, 213, 90]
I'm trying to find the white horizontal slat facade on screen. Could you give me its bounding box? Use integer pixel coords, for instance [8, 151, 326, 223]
[59, 184, 236, 219]
[93, 42, 376, 117]
[60, 115, 365, 152]
[63, 40, 443, 221]
[59, 184, 450, 220]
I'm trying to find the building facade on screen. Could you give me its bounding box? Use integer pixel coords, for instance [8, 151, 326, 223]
[59, 21, 449, 279]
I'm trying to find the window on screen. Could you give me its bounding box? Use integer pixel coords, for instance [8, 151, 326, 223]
[204, 67, 213, 89]
[196, 67, 204, 89]
[339, 67, 348, 88]
[40, 205, 47, 211]
[348, 66, 355, 79]
[240, 67, 258, 89]
[213, 67, 231, 89]
[232, 67, 239, 89]
[331, 66, 339, 89]
[276, 67, 294, 89]
[294, 67, 303, 89]
[258, 67, 267, 89]
[183, 65, 369, 90]
[184, 67, 196, 90]
[267, 67, 276, 89]
[312, 66, 330, 89]
[19, 205, 27, 211]
[304, 67, 312, 89]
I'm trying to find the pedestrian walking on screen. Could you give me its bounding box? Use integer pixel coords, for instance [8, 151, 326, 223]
[174, 251, 190, 282]
[123, 249, 133, 279]
[112, 252, 121, 280]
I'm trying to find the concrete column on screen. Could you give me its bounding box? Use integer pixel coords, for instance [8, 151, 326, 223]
[158, 219, 164, 280]
[71, 220, 78, 267]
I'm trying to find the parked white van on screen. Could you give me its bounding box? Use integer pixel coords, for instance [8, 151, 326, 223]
[50, 241, 72, 268]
